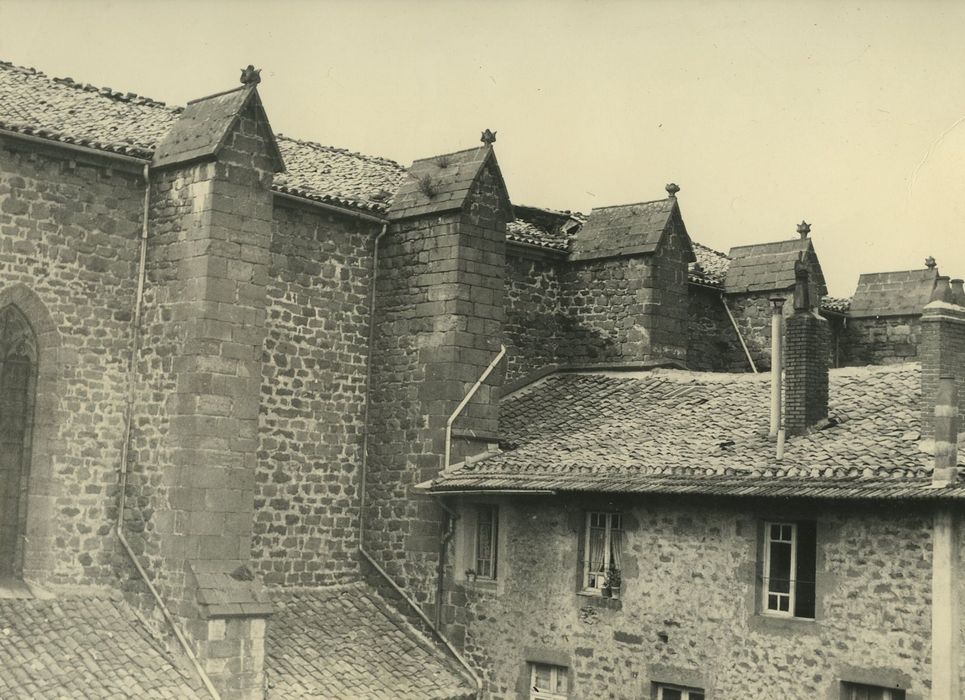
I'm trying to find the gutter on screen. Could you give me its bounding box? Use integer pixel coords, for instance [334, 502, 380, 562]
[114, 164, 220, 699]
[0, 127, 150, 166]
[358, 224, 483, 699]
[272, 190, 388, 224]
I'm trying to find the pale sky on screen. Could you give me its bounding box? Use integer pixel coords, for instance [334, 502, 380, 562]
[2, 0, 964, 296]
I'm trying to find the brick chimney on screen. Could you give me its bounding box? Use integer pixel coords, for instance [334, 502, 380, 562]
[920, 276, 965, 440]
[784, 261, 829, 436]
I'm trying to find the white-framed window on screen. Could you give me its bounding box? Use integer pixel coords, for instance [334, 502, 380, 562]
[841, 682, 905, 700]
[582, 511, 622, 593]
[655, 683, 705, 700]
[530, 662, 568, 699]
[762, 520, 816, 618]
[474, 504, 498, 580]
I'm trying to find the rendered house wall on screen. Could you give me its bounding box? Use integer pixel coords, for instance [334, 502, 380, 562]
[450, 495, 951, 700]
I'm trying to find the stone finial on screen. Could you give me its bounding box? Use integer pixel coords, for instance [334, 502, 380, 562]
[797, 220, 811, 239]
[926, 256, 937, 269]
[480, 129, 497, 145]
[240, 65, 262, 86]
[665, 183, 680, 198]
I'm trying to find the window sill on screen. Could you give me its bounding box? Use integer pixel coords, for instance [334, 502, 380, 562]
[460, 578, 499, 593]
[748, 612, 818, 635]
[576, 591, 622, 610]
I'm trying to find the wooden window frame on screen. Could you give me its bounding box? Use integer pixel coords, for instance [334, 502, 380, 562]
[840, 682, 905, 700]
[581, 511, 622, 594]
[761, 520, 816, 619]
[654, 683, 705, 700]
[530, 662, 568, 699]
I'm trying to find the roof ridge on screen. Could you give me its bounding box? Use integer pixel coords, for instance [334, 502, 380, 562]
[276, 133, 407, 171]
[728, 237, 808, 251]
[0, 59, 178, 111]
[410, 144, 490, 163]
[590, 196, 673, 212]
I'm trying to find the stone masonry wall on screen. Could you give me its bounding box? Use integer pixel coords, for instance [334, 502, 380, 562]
[840, 315, 922, 367]
[252, 201, 376, 586]
[452, 495, 940, 700]
[0, 141, 143, 586]
[504, 253, 562, 383]
[687, 285, 748, 372]
[367, 160, 507, 620]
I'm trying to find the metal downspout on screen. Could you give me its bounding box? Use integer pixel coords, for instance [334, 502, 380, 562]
[358, 224, 483, 699]
[115, 164, 220, 699]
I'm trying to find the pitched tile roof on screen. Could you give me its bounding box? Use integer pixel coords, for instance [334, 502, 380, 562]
[0, 60, 405, 213]
[0, 592, 205, 699]
[689, 241, 731, 285]
[569, 198, 686, 261]
[267, 583, 474, 699]
[849, 268, 938, 317]
[427, 363, 965, 499]
[506, 205, 584, 251]
[386, 145, 511, 221]
[820, 295, 852, 314]
[724, 237, 827, 296]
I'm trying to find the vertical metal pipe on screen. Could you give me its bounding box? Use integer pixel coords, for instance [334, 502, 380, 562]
[769, 297, 786, 438]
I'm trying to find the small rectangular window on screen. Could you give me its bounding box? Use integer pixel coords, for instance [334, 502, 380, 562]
[654, 683, 705, 700]
[840, 682, 905, 700]
[530, 662, 567, 699]
[582, 511, 622, 595]
[474, 505, 498, 580]
[762, 520, 816, 618]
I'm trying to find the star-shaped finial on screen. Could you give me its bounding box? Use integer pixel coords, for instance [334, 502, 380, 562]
[480, 129, 497, 145]
[797, 220, 811, 238]
[240, 65, 262, 86]
[665, 183, 680, 197]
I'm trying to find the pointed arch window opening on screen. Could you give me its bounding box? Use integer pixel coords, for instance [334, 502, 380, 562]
[0, 305, 39, 579]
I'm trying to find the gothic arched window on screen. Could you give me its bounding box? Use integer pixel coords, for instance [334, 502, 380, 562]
[0, 305, 37, 578]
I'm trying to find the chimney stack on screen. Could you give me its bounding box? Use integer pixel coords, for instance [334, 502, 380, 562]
[784, 262, 830, 436]
[921, 274, 965, 440]
[932, 377, 960, 485]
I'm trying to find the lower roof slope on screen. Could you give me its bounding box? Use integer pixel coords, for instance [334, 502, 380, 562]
[267, 582, 474, 700]
[0, 592, 205, 699]
[428, 363, 965, 499]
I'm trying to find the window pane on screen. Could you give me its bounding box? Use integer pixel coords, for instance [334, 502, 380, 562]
[475, 506, 497, 579]
[661, 690, 682, 700]
[691, 694, 705, 700]
[533, 664, 552, 689]
[768, 541, 792, 593]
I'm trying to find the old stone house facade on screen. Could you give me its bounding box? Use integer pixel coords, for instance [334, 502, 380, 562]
[0, 60, 963, 700]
